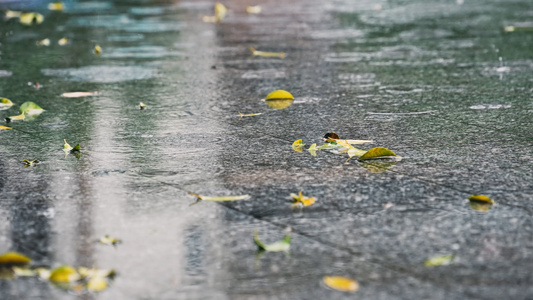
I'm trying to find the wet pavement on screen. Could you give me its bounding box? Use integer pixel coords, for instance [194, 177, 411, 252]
[1, 0, 533, 299]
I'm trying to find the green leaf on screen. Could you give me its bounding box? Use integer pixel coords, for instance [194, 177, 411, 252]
[358, 147, 399, 160]
[253, 231, 291, 252]
[0, 252, 31, 266]
[19, 102, 45, 116]
[189, 192, 250, 202]
[308, 143, 317, 157]
[424, 255, 455, 267]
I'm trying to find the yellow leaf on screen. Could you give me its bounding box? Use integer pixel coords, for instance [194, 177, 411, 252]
[0, 125, 12, 130]
[265, 90, 294, 100]
[323, 276, 359, 292]
[424, 255, 454, 267]
[468, 195, 493, 204]
[48, 2, 65, 11]
[358, 147, 399, 160]
[246, 5, 261, 14]
[189, 192, 250, 201]
[94, 45, 102, 55]
[0, 98, 14, 109]
[63, 139, 73, 152]
[214, 2, 227, 23]
[292, 139, 305, 152]
[238, 112, 262, 120]
[0, 252, 31, 265]
[5, 112, 25, 122]
[49, 266, 81, 283]
[99, 235, 122, 246]
[139, 102, 147, 110]
[249, 47, 285, 59]
[61, 91, 99, 98]
[58, 37, 69, 46]
[19, 12, 44, 25]
[87, 275, 108, 292]
[291, 191, 316, 208]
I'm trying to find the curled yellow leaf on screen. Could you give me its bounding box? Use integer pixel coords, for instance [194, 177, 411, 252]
[323, 276, 359, 292]
[358, 147, 399, 160]
[292, 139, 305, 152]
[49, 265, 81, 283]
[20, 12, 44, 25]
[265, 90, 294, 100]
[0, 252, 31, 266]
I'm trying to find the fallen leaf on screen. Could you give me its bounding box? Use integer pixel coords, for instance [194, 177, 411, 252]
[5, 112, 25, 122]
[189, 192, 250, 202]
[23, 159, 40, 167]
[249, 47, 285, 59]
[358, 147, 399, 160]
[19, 101, 45, 115]
[0, 98, 14, 109]
[246, 5, 261, 14]
[61, 91, 99, 98]
[94, 45, 102, 55]
[0, 125, 12, 130]
[49, 266, 81, 283]
[238, 112, 262, 120]
[468, 195, 493, 204]
[292, 139, 305, 152]
[13, 267, 35, 277]
[214, 2, 228, 23]
[48, 2, 65, 11]
[87, 275, 108, 292]
[5, 10, 22, 20]
[99, 235, 122, 246]
[468, 195, 493, 212]
[19, 12, 44, 26]
[253, 231, 291, 252]
[308, 143, 318, 156]
[58, 37, 69, 46]
[424, 255, 454, 267]
[0, 252, 31, 266]
[36, 38, 51, 46]
[265, 90, 294, 100]
[139, 102, 147, 110]
[36, 268, 51, 280]
[323, 276, 359, 292]
[63, 139, 80, 154]
[291, 191, 316, 208]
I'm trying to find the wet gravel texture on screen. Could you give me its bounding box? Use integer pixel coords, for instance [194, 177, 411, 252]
[0, 0, 532, 299]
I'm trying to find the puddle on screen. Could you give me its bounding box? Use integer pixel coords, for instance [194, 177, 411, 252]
[42, 66, 157, 82]
[0, 70, 12, 77]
